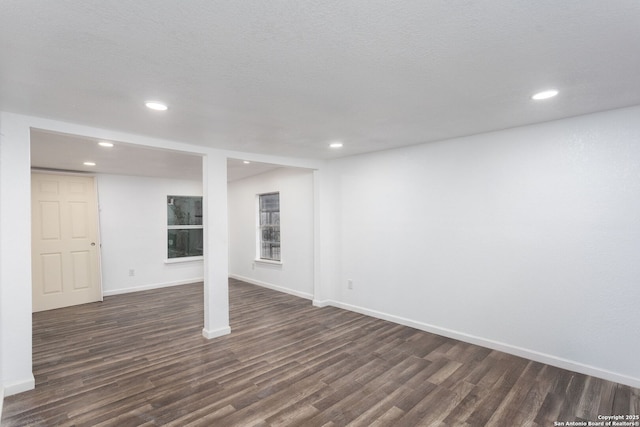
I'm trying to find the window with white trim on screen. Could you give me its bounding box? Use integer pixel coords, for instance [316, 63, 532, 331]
[258, 192, 280, 261]
[167, 195, 203, 259]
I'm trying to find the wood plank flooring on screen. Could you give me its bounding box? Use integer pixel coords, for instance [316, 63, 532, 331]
[3, 279, 639, 426]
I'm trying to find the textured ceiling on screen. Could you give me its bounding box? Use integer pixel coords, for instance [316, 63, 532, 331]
[30, 130, 204, 181]
[30, 129, 282, 182]
[2, 1, 640, 160]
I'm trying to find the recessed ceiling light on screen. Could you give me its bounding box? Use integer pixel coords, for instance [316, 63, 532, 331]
[329, 142, 343, 148]
[83, 161, 96, 166]
[531, 89, 559, 100]
[243, 160, 251, 164]
[145, 101, 168, 111]
[98, 141, 114, 148]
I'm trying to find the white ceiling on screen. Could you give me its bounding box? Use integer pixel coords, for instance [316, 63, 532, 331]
[30, 130, 202, 181]
[2, 1, 640, 162]
[30, 129, 282, 182]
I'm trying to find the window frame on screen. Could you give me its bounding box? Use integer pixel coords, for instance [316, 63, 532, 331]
[166, 195, 204, 262]
[256, 192, 281, 263]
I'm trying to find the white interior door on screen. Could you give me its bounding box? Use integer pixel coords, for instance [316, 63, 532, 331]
[31, 172, 102, 312]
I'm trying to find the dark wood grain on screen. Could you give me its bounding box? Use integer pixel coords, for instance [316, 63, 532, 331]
[2, 279, 638, 426]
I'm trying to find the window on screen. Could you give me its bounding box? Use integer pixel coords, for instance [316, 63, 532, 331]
[258, 192, 280, 261]
[167, 196, 203, 259]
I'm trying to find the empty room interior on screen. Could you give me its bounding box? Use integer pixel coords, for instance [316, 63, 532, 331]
[1, 1, 639, 426]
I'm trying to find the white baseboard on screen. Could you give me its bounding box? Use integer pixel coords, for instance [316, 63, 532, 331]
[102, 278, 204, 296]
[202, 326, 231, 339]
[229, 274, 313, 300]
[312, 299, 331, 307]
[322, 299, 640, 389]
[3, 375, 35, 397]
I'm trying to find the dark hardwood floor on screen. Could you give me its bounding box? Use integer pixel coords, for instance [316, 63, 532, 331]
[3, 279, 638, 426]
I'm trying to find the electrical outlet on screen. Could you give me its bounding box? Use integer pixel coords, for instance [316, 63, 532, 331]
[129, 269, 135, 277]
[347, 279, 353, 290]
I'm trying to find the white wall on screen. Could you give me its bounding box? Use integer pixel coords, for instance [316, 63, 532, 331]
[97, 174, 203, 295]
[228, 167, 315, 299]
[324, 105, 640, 387]
[0, 113, 35, 395]
[0, 112, 3, 401]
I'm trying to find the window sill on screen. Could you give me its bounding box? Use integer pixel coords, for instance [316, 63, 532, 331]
[254, 258, 283, 268]
[164, 256, 204, 264]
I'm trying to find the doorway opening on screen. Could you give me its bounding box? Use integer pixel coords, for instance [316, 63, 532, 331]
[30, 128, 204, 310]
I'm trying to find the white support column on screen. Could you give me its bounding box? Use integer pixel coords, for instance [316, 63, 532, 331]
[201, 153, 231, 339]
[312, 166, 337, 307]
[312, 169, 324, 305]
[0, 112, 35, 395]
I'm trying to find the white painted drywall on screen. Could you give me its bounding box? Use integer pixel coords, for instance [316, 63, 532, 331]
[97, 174, 204, 295]
[325, 105, 640, 387]
[228, 167, 315, 299]
[0, 112, 3, 400]
[0, 113, 35, 395]
[202, 154, 231, 339]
